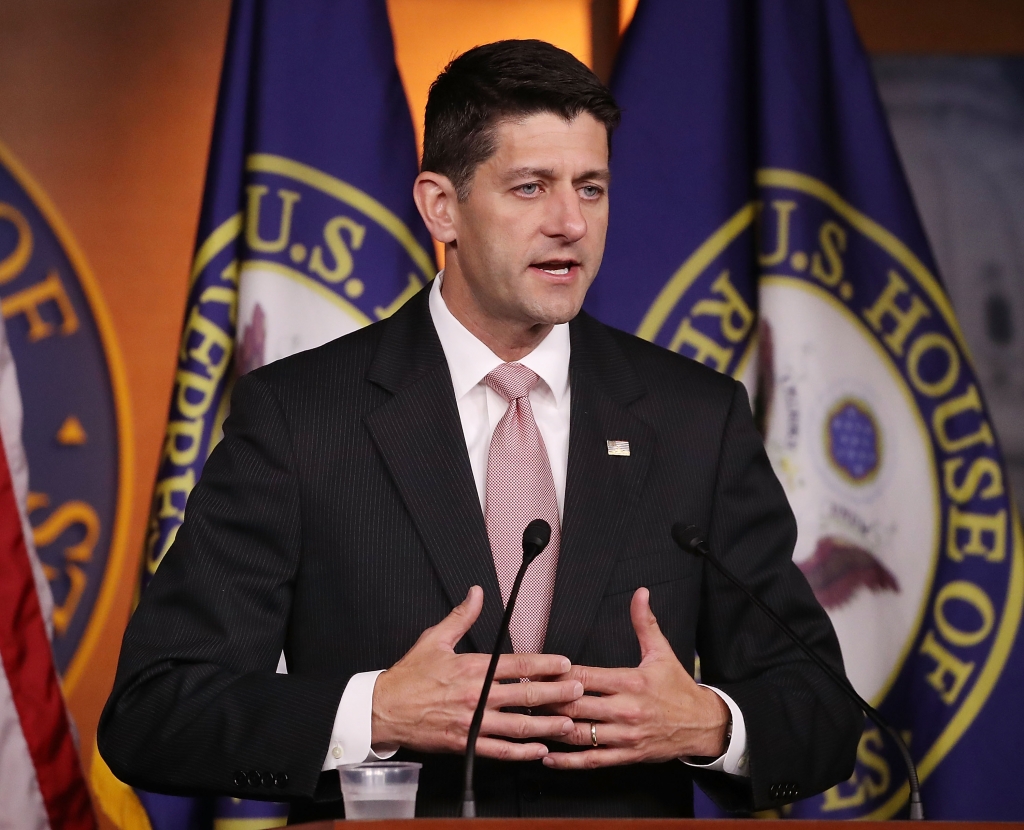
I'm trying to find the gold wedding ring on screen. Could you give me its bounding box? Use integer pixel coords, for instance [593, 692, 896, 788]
[590, 722, 598, 747]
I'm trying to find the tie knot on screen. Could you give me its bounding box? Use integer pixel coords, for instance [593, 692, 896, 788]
[484, 363, 540, 402]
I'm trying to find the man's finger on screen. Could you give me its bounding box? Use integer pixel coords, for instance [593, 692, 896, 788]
[480, 711, 574, 741]
[564, 663, 638, 694]
[630, 587, 671, 662]
[475, 737, 549, 762]
[548, 720, 638, 748]
[542, 747, 639, 769]
[487, 678, 583, 710]
[493, 652, 571, 680]
[545, 692, 619, 722]
[429, 586, 484, 649]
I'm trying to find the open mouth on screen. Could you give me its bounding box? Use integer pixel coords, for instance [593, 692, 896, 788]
[531, 259, 580, 277]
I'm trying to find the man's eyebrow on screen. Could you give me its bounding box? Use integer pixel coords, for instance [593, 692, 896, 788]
[502, 167, 556, 182]
[576, 168, 611, 184]
[501, 167, 612, 183]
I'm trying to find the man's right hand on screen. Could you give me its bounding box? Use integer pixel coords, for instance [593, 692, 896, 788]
[370, 585, 583, 761]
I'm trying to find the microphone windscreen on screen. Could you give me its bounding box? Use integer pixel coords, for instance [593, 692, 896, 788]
[522, 519, 551, 562]
[671, 523, 705, 555]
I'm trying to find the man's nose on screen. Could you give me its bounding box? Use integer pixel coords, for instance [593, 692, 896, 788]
[541, 185, 587, 242]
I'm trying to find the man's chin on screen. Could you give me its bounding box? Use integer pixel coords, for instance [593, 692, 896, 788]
[521, 287, 589, 327]
[526, 305, 584, 328]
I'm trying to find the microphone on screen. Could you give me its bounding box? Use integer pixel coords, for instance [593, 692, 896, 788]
[462, 519, 551, 818]
[671, 523, 924, 821]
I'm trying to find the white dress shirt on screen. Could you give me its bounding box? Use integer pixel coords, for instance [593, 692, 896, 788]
[321, 274, 748, 776]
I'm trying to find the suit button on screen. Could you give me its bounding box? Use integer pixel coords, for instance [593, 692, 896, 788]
[521, 780, 541, 802]
[274, 772, 289, 789]
[234, 771, 248, 788]
[247, 770, 261, 787]
[261, 771, 275, 788]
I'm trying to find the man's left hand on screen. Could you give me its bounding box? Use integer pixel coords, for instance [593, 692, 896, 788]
[542, 587, 729, 769]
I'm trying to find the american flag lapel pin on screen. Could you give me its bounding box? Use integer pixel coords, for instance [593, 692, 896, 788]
[606, 440, 630, 457]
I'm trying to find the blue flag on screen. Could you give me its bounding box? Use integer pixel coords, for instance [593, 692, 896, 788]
[592, 0, 1024, 820]
[91, 1, 433, 828]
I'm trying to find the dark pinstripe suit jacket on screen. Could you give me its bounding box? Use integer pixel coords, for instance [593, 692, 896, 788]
[98, 286, 861, 819]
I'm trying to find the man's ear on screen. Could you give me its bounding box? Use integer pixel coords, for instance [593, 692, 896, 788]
[413, 171, 459, 244]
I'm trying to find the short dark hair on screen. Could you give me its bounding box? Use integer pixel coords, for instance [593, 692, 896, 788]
[421, 40, 621, 200]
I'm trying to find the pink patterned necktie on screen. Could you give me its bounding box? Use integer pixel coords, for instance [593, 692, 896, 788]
[483, 363, 561, 654]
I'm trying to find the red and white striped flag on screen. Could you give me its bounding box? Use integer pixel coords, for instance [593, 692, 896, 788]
[0, 314, 95, 830]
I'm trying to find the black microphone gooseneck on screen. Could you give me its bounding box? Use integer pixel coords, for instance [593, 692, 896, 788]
[461, 519, 551, 818]
[670, 523, 924, 821]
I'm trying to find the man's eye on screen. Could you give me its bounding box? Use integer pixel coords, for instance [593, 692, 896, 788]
[580, 185, 603, 199]
[518, 183, 539, 196]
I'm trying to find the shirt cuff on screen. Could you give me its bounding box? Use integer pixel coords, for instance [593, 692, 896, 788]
[321, 670, 398, 771]
[681, 685, 749, 777]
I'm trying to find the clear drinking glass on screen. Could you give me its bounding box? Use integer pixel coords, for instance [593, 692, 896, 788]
[338, 761, 422, 819]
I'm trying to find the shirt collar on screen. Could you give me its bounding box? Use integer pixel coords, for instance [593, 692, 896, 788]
[428, 272, 570, 405]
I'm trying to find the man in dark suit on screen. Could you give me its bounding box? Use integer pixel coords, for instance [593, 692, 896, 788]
[99, 40, 861, 818]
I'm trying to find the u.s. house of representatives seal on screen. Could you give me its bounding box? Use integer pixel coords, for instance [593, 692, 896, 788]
[145, 152, 434, 580]
[235, 154, 435, 372]
[639, 168, 1023, 819]
[0, 140, 132, 691]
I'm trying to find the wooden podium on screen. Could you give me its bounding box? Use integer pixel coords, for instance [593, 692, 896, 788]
[294, 820, 1016, 828]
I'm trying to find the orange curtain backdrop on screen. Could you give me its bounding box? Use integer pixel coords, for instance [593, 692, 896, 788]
[389, 0, 591, 153]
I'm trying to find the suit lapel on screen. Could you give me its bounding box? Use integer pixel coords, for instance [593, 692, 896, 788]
[364, 296, 655, 660]
[544, 313, 654, 661]
[364, 289, 503, 654]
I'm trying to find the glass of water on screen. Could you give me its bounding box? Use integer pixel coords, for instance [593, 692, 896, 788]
[338, 761, 422, 819]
